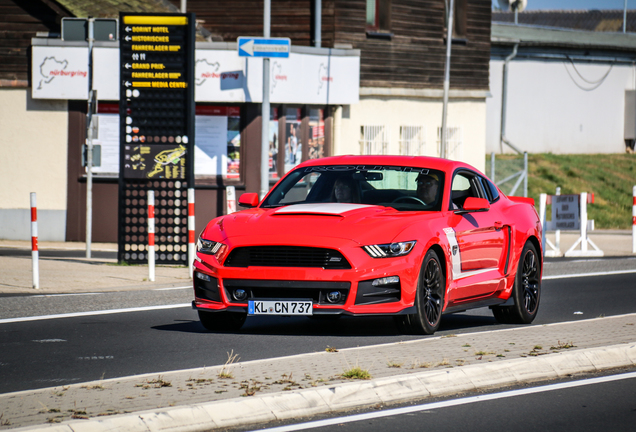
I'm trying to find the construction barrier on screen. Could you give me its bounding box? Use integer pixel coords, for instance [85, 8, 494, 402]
[539, 191, 603, 257]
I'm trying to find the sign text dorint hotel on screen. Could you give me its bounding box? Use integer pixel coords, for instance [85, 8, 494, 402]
[118, 13, 195, 265]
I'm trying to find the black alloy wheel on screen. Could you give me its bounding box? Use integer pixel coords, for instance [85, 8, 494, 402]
[492, 241, 541, 324]
[394, 249, 445, 335]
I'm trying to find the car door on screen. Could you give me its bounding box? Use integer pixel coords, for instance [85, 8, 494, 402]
[446, 171, 507, 300]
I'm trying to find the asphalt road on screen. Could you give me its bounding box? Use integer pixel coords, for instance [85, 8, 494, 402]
[1, 257, 635, 395]
[244, 369, 636, 432]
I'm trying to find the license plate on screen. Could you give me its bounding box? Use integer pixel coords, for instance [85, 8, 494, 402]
[248, 300, 313, 316]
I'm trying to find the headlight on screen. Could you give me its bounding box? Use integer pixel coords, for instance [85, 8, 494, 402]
[363, 241, 416, 258]
[196, 237, 224, 255]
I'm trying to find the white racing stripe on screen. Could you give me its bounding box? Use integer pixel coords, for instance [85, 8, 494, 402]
[274, 203, 374, 215]
[253, 371, 636, 432]
[0, 303, 191, 324]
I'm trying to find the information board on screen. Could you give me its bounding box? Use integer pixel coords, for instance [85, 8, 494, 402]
[551, 194, 580, 230]
[118, 13, 195, 265]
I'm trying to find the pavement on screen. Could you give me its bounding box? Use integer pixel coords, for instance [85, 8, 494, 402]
[0, 230, 635, 431]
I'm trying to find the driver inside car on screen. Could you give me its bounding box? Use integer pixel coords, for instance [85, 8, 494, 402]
[332, 177, 360, 203]
[416, 173, 440, 205]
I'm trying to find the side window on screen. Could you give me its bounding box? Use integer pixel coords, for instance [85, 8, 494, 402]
[450, 171, 486, 209]
[478, 177, 500, 203]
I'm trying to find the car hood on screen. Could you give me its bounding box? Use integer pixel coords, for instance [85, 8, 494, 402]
[202, 203, 438, 246]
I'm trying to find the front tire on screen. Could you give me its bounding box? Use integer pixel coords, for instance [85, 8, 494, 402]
[198, 310, 247, 331]
[394, 249, 445, 335]
[492, 241, 541, 324]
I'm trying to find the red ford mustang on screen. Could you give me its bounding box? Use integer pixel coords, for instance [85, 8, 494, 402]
[192, 155, 542, 334]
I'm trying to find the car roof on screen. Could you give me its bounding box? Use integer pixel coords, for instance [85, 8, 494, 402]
[296, 155, 477, 175]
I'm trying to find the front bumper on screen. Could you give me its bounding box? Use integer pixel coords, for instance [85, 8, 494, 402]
[192, 244, 422, 316]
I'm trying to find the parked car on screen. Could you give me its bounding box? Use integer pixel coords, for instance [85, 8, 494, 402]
[192, 155, 542, 334]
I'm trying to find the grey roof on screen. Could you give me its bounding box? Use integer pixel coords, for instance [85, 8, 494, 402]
[493, 10, 636, 33]
[492, 22, 636, 51]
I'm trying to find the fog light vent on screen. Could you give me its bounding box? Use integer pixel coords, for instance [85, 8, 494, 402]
[233, 289, 248, 301]
[326, 291, 342, 303]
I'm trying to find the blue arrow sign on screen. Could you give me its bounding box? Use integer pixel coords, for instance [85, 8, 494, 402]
[237, 37, 291, 58]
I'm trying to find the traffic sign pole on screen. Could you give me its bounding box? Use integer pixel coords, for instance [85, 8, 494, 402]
[260, 0, 271, 200]
[86, 18, 95, 259]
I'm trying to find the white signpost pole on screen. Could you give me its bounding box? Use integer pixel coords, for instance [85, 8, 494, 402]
[539, 193, 547, 257]
[542, 193, 561, 257]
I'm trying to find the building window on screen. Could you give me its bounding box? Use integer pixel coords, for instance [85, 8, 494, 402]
[360, 125, 389, 155]
[285, 107, 303, 173]
[366, 0, 391, 33]
[269, 107, 279, 180]
[446, 0, 468, 40]
[437, 126, 463, 160]
[399, 126, 426, 156]
[309, 108, 325, 159]
[194, 105, 241, 179]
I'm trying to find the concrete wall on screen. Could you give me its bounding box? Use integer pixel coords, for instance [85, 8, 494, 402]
[487, 58, 635, 154]
[0, 89, 68, 241]
[336, 96, 487, 173]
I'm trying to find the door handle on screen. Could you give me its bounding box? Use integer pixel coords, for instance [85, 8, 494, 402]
[494, 221, 503, 229]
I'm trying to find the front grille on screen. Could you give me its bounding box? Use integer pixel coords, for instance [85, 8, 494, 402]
[224, 246, 351, 269]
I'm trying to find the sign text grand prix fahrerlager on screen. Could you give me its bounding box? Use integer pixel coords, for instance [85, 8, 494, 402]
[119, 13, 194, 180]
[118, 13, 195, 265]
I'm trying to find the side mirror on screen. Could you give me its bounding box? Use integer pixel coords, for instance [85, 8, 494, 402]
[238, 193, 259, 208]
[456, 197, 490, 214]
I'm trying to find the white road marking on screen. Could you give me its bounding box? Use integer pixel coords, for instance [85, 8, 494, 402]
[253, 371, 636, 432]
[153, 286, 191, 291]
[0, 269, 633, 324]
[543, 269, 636, 280]
[0, 303, 191, 324]
[32, 339, 66, 343]
[31, 293, 103, 298]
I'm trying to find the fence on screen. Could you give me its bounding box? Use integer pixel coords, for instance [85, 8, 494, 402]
[486, 152, 528, 197]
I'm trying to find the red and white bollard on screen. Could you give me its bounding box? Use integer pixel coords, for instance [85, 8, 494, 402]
[632, 185, 636, 254]
[148, 190, 155, 282]
[188, 188, 195, 278]
[30, 192, 39, 289]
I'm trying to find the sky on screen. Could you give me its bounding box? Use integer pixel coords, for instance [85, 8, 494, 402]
[492, 0, 635, 10]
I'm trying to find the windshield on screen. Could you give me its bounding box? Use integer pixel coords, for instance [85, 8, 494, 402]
[261, 165, 445, 211]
